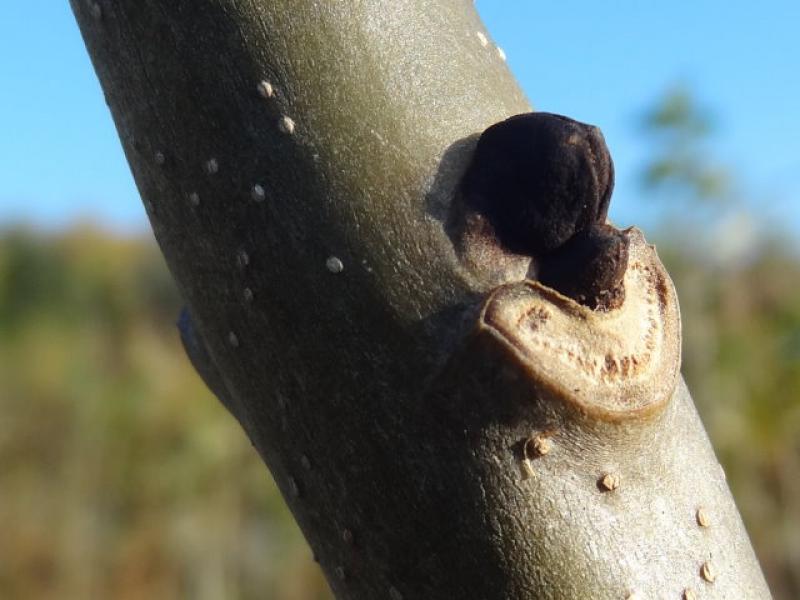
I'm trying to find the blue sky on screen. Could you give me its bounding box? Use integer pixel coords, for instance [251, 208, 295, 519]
[0, 1, 798, 234]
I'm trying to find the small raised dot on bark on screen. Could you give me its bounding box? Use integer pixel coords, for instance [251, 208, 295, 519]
[599, 472, 620, 491]
[326, 256, 344, 274]
[288, 476, 300, 498]
[205, 158, 219, 174]
[227, 331, 239, 347]
[335, 566, 346, 581]
[154, 151, 165, 165]
[278, 115, 296, 135]
[251, 184, 266, 202]
[476, 31, 489, 47]
[696, 507, 711, 528]
[342, 529, 354, 545]
[189, 192, 200, 206]
[236, 250, 250, 269]
[701, 560, 717, 583]
[89, 2, 102, 20]
[389, 586, 404, 600]
[496, 46, 507, 61]
[525, 434, 552, 459]
[257, 80, 274, 99]
[243, 288, 254, 303]
[683, 588, 696, 600]
[300, 455, 312, 471]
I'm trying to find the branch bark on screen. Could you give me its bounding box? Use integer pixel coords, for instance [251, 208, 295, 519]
[70, 1, 771, 598]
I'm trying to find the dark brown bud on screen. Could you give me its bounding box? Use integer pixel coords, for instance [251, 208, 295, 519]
[456, 112, 630, 310]
[538, 224, 629, 311]
[460, 112, 614, 256]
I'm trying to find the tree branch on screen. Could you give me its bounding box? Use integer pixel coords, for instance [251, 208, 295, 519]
[70, 1, 771, 598]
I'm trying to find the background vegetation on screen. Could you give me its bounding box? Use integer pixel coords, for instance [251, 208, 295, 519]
[1, 90, 798, 599]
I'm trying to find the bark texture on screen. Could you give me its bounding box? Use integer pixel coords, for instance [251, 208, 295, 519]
[71, 1, 771, 598]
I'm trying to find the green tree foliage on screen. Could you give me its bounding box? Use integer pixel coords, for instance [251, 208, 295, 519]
[640, 86, 731, 207]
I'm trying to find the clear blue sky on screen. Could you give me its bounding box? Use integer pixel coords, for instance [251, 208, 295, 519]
[0, 1, 798, 233]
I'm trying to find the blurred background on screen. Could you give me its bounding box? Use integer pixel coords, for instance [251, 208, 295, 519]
[1, 2, 798, 599]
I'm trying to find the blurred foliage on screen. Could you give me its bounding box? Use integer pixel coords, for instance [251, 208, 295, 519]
[640, 86, 731, 207]
[641, 88, 800, 599]
[0, 225, 331, 600]
[0, 86, 797, 600]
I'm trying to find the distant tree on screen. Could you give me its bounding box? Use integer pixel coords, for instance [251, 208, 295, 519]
[640, 86, 731, 208]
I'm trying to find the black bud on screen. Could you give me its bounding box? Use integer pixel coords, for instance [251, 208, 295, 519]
[460, 112, 614, 256]
[538, 224, 629, 311]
